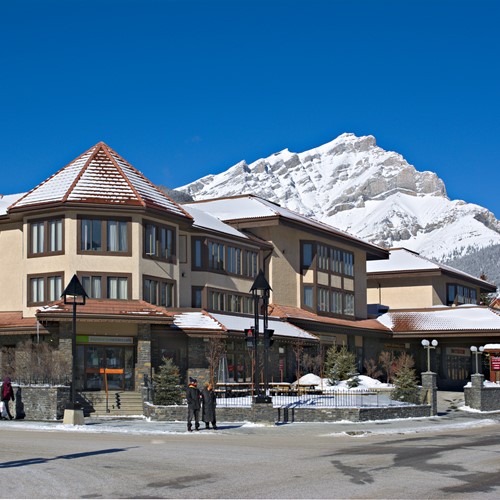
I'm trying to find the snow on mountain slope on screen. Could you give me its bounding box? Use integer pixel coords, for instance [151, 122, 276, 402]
[176, 133, 500, 263]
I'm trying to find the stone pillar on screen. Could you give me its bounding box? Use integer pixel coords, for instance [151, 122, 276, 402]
[421, 371, 438, 416]
[466, 373, 485, 410]
[136, 324, 152, 392]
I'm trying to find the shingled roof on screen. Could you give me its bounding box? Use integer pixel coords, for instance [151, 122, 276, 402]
[8, 142, 192, 219]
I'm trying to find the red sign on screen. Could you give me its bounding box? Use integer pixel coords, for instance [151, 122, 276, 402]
[491, 356, 500, 371]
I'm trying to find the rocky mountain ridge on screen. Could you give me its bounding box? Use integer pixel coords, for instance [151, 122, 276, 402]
[176, 133, 500, 286]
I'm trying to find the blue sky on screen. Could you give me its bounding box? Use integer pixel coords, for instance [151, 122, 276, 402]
[1, 0, 499, 216]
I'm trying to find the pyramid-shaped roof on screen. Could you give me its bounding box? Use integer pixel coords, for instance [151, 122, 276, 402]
[8, 142, 191, 219]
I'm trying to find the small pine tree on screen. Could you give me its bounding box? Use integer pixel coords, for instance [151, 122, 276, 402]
[391, 353, 420, 404]
[153, 357, 183, 405]
[325, 345, 359, 386]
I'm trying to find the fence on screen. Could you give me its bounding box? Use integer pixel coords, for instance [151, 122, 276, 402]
[214, 388, 417, 408]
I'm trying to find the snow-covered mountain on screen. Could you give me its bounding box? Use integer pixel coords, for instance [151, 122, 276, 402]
[176, 133, 500, 284]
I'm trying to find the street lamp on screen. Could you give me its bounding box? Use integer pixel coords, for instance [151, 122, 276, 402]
[470, 346, 484, 374]
[250, 269, 272, 404]
[61, 274, 88, 425]
[421, 339, 438, 372]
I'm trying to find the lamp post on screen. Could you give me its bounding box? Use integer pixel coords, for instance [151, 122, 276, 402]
[250, 269, 272, 404]
[61, 274, 88, 424]
[470, 346, 484, 374]
[421, 339, 438, 372]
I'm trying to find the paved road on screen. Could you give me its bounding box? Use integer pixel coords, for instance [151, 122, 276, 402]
[2, 410, 500, 499]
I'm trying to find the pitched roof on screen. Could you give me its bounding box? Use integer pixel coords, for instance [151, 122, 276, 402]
[377, 305, 500, 335]
[184, 195, 389, 260]
[0, 311, 37, 329]
[367, 247, 496, 291]
[269, 304, 391, 332]
[8, 142, 191, 219]
[36, 299, 175, 322]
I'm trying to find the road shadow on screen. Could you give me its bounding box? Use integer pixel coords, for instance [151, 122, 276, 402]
[0, 447, 137, 469]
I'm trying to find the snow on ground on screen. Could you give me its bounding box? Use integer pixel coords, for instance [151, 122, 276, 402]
[292, 373, 392, 391]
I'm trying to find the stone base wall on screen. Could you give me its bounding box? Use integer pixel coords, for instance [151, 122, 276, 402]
[144, 402, 431, 423]
[10, 385, 70, 420]
[465, 386, 500, 411]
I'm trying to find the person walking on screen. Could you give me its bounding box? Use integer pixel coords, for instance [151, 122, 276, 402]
[1, 377, 15, 420]
[201, 381, 217, 430]
[186, 377, 201, 432]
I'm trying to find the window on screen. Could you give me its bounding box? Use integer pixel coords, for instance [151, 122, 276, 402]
[193, 239, 203, 268]
[79, 273, 131, 300]
[107, 277, 128, 299]
[302, 243, 313, 267]
[344, 293, 355, 316]
[28, 218, 63, 256]
[144, 221, 175, 261]
[209, 291, 225, 311]
[79, 217, 131, 255]
[301, 241, 356, 318]
[199, 288, 253, 313]
[303, 286, 313, 309]
[243, 250, 258, 278]
[447, 284, 478, 305]
[143, 276, 175, 307]
[208, 242, 225, 270]
[227, 247, 242, 275]
[192, 287, 203, 308]
[82, 276, 102, 299]
[27, 273, 64, 306]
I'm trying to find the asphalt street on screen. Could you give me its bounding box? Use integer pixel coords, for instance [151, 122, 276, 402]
[2, 400, 500, 499]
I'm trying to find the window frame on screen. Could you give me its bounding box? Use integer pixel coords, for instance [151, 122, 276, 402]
[78, 272, 132, 300]
[27, 217, 65, 258]
[143, 275, 176, 307]
[27, 272, 65, 306]
[77, 216, 132, 256]
[143, 219, 177, 263]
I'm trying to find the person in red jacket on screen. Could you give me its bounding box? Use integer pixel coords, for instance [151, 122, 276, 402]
[1, 377, 15, 420]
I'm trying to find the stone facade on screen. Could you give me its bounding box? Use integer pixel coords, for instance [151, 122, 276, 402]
[464, 374, 500, 411]
[143, 401, 431, 423]
[9, 385, 70, 420]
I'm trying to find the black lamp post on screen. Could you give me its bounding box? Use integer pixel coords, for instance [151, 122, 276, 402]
[250, 270, 272, 404]
[61, 274, 88, 411]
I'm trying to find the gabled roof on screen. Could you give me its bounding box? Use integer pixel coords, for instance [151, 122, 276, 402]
[367, 247, 497, 292]
[8, 142, 191, 220]
[377, 305, 500, 335]
[184, 195, 389, 261]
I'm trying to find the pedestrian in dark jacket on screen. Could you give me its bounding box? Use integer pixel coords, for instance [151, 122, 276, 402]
[202, 381, 217, 430]
[1, 377, 15, 420]
[186, 377, 201, 432]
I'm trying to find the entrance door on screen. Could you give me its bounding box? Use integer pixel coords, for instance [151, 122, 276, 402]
[80, 345, 134, 391]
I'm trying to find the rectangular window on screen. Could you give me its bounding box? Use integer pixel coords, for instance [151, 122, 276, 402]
[194, 239, 203, 268]
[331, 290, 342, 314]
[447, 284, 478, 305]
[82, 276, 102, 299]
[79, 273, 129, 299]
[302, 243, 313, 267]
[143, 276, 175, 307]
[27, 273, 64, 306]
[303, 286, 313, 309]
[243, 250, 258, 278]
[29, 218, 64, 256]
[107, 220, 128, 252]
[192, 287, 203, 308]
[208, 242, 225, 270]
[144, 221, 175, 261]
[79, 217, 131, 255]
[318, 288, 330, 312]
[318, 245, 329, 271]
[331, 248, 342, 274]
[343, 251, 354, 276]
[227, 246, 242, 275]
[344, 293, 355, 316]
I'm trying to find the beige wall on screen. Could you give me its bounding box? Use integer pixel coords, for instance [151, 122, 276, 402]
[0, 220, 24, 311]
[367, 273, 482, 309]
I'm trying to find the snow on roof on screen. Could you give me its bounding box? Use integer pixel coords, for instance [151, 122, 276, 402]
[173, 310, 318, 340]
[367, 247, 495, 287]
[184, 195, 387, 256]
[181, 205, 249, 239]
[8, 143, 191, 219]
[211, 313, 318, 340]
[0, 193, 25, 216]
[377, 306, 500, 332]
